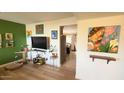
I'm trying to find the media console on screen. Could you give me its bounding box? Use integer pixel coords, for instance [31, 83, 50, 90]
[33, 49, 47, 52]
[89, 55, 116, 64]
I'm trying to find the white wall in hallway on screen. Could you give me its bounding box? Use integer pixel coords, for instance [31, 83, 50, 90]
[76, 15, 124, 80]
[63, 25, 77, 34]
[63, 25, 77, 50]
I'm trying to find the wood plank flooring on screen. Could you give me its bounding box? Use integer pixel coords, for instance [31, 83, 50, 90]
[0, 52, 76, 80]
[0, 64, 75, 80]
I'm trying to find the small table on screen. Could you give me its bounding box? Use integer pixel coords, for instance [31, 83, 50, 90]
[90, 55, 116, 64]
[4, 51, 27, 71]
[15, 51, 27, 63]
[50, 52, 58, 67]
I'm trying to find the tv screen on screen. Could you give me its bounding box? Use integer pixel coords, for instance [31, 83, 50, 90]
[31, 37, 49, 49]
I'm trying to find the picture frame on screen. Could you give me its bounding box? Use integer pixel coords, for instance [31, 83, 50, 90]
[35, 24, 44, 34]
[88, 25, 121, 53]
[5, 33, 14, 48]
[0, 34, 2, 48]
[51, 30, 57, 39]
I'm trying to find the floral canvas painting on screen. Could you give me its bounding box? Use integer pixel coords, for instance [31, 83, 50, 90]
[88, 25, 120, 53]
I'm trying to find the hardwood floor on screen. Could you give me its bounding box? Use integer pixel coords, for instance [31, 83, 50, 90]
[62, 51, 76, 73]
[0, 52, 76, 80]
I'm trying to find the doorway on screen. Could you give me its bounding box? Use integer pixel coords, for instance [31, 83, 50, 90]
[60, 24, 77, 73]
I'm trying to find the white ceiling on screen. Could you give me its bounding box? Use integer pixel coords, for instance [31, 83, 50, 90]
[73, 12, 124, 20]
[0, 12, 74, 24]
[0, 12, 124, 24]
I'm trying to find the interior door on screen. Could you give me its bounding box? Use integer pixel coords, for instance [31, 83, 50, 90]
[60, 26, 66, 64]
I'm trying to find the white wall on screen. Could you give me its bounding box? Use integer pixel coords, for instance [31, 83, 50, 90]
[26, 17, 77, 67]
[76, 15, 124, 80]
[63, 25, 77, 34]
[66, 35, 72, 43]
[63, 25, 77, 50]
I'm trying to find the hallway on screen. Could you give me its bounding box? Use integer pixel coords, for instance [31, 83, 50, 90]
[62, 51, 76, 74]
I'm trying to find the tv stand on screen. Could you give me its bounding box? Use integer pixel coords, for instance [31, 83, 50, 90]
[33, 49, 47, 53]
[30, 48, 50, 63]
[28, 48, 58, 66]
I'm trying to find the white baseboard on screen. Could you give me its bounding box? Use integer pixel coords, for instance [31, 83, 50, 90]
[0, 59, 23, 68]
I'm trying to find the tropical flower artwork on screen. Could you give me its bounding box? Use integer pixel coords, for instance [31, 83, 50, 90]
[88, 25, 120, 53]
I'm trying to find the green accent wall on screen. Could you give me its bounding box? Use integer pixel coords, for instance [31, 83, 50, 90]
[0, 19, 26, 65]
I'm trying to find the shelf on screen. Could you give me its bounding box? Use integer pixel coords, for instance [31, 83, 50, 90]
[89, 55, 116, 64]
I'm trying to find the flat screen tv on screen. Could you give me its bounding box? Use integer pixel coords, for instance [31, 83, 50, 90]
[31, 36, 49, 50]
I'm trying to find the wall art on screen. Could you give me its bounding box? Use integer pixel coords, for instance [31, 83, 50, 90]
[88, 25, 120, 53]
[5, 33, 14, 48]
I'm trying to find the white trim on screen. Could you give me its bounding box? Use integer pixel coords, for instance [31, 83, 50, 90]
[0, 59, 23, 68]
